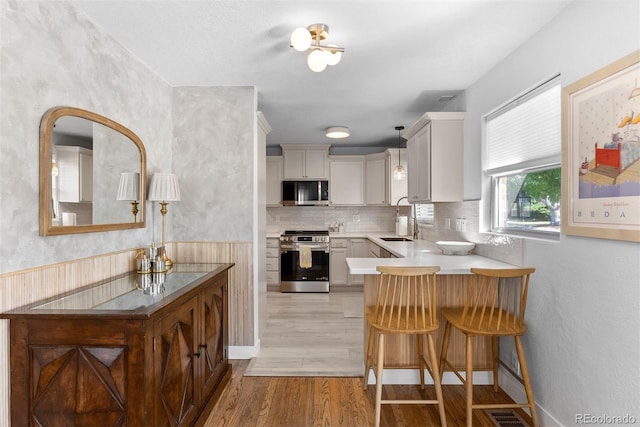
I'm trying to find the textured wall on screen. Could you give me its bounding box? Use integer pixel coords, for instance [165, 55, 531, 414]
[171, 86, 256, 242]
[0, 0, 172, 274]
[465, 1, 640, 424]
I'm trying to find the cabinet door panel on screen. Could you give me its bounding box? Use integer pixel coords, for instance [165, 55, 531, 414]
[200, 277, 227, 400]
[304, 149, 328, 178]
[154, 297, 199, 427]
[330, 247, 348, 285]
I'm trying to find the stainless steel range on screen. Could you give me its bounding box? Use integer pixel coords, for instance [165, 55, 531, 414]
[279, 230, 330, 293]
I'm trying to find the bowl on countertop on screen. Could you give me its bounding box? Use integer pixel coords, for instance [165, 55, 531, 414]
[436, 241, 475, 255]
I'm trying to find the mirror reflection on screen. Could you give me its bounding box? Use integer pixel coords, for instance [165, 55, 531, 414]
[40, 107, 147, 236]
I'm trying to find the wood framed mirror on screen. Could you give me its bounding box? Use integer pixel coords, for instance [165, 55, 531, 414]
[39, 106, 147, 236]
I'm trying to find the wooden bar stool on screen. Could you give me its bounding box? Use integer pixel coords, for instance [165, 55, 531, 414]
[363, 266, 447, 427]
[439, 267, 538, 427]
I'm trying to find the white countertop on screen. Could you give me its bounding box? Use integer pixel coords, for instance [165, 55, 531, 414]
[347, 235, 519, 275]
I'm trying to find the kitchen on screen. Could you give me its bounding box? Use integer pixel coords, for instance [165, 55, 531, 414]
[1, 1, 639, 426]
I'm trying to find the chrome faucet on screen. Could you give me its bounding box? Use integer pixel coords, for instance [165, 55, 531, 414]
[395, 197, 419, 240]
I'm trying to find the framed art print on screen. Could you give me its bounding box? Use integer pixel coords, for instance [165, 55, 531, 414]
[562, 50, 640, 242]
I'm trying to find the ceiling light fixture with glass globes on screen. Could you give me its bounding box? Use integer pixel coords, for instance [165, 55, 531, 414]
[290, 24, 344, 72]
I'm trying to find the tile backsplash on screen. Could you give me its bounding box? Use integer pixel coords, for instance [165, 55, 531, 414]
[267, 205, 405, 234]
[268, 201, 524, 266]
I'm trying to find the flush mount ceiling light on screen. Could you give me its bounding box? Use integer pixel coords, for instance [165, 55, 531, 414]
[326, 126, 350, 139]
[290, 23, 344, 72]
[393, 126, 406, 180]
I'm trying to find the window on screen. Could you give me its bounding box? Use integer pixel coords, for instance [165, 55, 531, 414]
[485, 76, 561, 236]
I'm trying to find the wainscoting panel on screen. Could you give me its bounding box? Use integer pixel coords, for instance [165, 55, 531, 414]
[171, 241, 254, 347]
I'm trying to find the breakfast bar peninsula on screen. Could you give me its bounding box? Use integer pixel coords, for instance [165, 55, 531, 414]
[347, 237, 521, 384]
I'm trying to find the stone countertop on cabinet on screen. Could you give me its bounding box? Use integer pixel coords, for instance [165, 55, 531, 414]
[347, 235, 520, 275]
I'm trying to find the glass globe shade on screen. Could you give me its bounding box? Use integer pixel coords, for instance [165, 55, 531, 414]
[393, 164, 407, 180]
[290, 27, 312, 52]
[324, 45, 342, 66]
[307, 49, 328, 72]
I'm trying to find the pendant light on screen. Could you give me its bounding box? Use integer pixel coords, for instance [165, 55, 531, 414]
[393, 126, 406, 180]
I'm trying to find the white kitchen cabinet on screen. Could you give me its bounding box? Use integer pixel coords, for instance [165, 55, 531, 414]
[281, 144, 330, 179]
[365, 153, 386, 206]
[329, 156, 364, 206]
[266, 238, 280, 290]
[56, 145, 93, 203]
[266, 156, 282, 206]
[348, 238, 368, 285]
[405, 112, 464, 202]
[330, 239, 348, 286]
[385, 148, 409, 206]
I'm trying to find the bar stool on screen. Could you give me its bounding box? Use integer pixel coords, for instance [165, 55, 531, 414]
[439, 267, 538, 427]
[363, 266, 446, 427]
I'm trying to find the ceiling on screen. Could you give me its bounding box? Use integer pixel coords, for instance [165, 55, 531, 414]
[70, 0, 572, 149]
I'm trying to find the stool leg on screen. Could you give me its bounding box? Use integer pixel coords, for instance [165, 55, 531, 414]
[515, 336, 539, 427]
[375, 333, 385, 427]
[439, 321, 452, 374]
[427, 334, 447, 427]
[364, 325, 374, 389]
[417, 334, 425, 389]
[491, 336, 499, 392]
[465, 335, 473, 427]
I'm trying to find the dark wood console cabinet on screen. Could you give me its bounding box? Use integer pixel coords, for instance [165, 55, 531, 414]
[1, 263, 233, 426]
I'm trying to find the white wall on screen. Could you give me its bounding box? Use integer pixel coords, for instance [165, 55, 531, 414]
[464, 1, 640, 424]
[0, 0, 172, 274]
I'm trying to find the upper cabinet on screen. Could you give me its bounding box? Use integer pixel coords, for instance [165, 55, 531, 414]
[281, 144, 330, 179]
[365, 152, 386, 206]
[329, 156, 364, 205]
[266, 156, 282, 206]
[404, 112, 464, 203]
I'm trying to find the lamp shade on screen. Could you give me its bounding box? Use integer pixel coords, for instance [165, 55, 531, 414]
[116, 172, 140, 200]
[148, 173, 181, 202]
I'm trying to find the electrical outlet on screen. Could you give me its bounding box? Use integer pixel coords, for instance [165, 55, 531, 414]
[460, 218, 466, 232]
[455, 218, 461, 231]
[444, 218, 451, 230]
[275, 215, 280, 223]
[352, 215, 360, 222]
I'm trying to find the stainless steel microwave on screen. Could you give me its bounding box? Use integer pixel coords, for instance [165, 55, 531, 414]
[282, 180, 329, 206]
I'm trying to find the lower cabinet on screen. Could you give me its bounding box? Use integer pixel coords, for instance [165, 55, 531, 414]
[330, 238, 369, 286]
[330, 238, 348, 285]
[266, 237, 280, 290]
[2, 264, 232, 426]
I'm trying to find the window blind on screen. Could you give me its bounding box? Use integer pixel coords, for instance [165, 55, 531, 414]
[415, 203, 434, 223]
[485, 77, 561, 175]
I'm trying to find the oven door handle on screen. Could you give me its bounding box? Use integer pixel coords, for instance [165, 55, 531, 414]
[280, 244, 330, 252]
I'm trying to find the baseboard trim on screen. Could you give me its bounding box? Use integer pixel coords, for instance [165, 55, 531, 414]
[498, 366, 564, 426]
[229, 341, 260, 359]
[366, 369, 493, 385]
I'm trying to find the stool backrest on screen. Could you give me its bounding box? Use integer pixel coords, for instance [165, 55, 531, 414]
[462, 267, 535, 333]
[372, 266, 440, 332]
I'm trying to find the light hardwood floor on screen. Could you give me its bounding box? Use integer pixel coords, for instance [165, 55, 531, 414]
[245, 291, 364, 376]
[206, 291, 532, 426]
[206, 359, 532, 426]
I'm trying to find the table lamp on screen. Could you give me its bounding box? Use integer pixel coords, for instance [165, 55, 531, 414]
[148, 173, 181, 268]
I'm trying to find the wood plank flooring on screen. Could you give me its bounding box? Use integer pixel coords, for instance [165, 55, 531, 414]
[205, 291, 533, 426]
[205, 359, 533, 426]
[245, 291, 364, 376]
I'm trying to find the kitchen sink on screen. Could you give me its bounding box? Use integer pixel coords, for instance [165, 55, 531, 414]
[380, 237, 413, 242]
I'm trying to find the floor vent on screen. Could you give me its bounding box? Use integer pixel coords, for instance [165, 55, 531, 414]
[484, 409, 530, 427]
